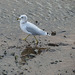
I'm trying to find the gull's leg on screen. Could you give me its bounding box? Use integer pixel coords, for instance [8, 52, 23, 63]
[34, 36, 38, 45]
[23, 34, 30, 41]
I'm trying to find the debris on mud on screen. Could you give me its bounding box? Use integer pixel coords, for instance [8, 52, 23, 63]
[47, 42, 69, 46]
[47, 43, 59, 46]
[21, 46, 47, 62]
[51, 31, 56, 36]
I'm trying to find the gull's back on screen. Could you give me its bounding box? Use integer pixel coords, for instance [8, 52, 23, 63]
[26, 22, 48, 35]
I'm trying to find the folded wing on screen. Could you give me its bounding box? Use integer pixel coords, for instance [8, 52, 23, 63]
[26, 26, 47, 35]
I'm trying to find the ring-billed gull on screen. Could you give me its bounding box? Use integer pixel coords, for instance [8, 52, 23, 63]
[17, 15, 50, 45]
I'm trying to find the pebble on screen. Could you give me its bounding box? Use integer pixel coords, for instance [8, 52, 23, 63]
[49, 49, 56, 52]
[8, 46, 16, 49]
[51, 31, 56, 36]
[4, 51, 7, 55]
[47, 43, 59, 46]
[10, 52, 15, 56]
[0, 55, 4, 59]
[72, 70, 75, 73]
[34, 49, 39, 54]
[58, 42, 69, 46]
[72, 47, 75, 49]
[50, 60, 62, 64]
[29, 54, 36, 58]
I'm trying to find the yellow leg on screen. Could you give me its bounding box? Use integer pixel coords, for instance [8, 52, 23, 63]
[23, 34, 30, 41]
[34, 36, 38, 45]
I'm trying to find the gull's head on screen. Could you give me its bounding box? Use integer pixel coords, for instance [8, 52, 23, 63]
[17, 15, 27, 23]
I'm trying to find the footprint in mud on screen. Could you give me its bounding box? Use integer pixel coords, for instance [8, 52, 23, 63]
[20, 46, 48, 63]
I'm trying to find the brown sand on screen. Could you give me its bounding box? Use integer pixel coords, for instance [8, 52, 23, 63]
[0, 0, 75, 75]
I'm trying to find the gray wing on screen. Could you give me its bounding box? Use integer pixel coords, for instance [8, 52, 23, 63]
[26, 26, 46, 35]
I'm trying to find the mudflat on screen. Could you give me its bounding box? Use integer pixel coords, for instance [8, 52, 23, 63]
[0, 0, 75, 75]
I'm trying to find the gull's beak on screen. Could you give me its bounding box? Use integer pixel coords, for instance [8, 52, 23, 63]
[17, 18, 20, 20]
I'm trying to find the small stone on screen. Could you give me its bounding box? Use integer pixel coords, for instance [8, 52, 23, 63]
[29, 54, 36, 58]
[35, 21, 38, 23]
[34, 49, 38, 54]
[4, 51, 7, 55]
[72, 47, 75, 49]
[49, 49, 56, 52]
[59, 31, 66, 33]
[47, 43, 59, 46]
[20, 72, 24, 74]
[72, 70, 75, 73]
[4, 41, 7, 43]
[15, 55, 18, 64]
[15, 55, 18, 60]
[58, 43, 69, 46]
[0, 55, 4, 59]
[8, 46, 16, 49]
[55, 60, 58, 63]
[2, 70, 8, 75]
[59, 60, 62, 62]
[45, 39, 47, 41]
[58, 70, 60, 71]
[50, 62, 55, 64]
[11, 52, 15, 56]
[51, 31, 56, 36]
[61, 31, 66, 33]
[65, 71, 67, 73]
[64, 35, 66, 38]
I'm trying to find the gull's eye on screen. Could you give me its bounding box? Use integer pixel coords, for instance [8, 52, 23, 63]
[21, 17, 23, 18]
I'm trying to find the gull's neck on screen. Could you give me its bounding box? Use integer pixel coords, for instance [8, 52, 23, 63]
[20, 20, 27, 24]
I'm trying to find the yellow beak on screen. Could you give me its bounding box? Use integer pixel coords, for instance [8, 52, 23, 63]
[17, 18, 20, 20]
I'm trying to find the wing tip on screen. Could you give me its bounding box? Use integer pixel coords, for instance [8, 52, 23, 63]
[47, 32, 51, 36]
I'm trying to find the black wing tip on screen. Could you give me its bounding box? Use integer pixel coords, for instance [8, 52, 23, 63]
[47, 32, 51, 36]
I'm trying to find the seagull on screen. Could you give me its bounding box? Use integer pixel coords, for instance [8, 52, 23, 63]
[17, 15, 50, 45]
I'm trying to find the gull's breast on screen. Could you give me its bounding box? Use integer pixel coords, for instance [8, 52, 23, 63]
[20, 23, 31, 34]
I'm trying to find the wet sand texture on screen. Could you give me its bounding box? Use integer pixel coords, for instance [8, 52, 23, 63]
[0, 0, 75, 75]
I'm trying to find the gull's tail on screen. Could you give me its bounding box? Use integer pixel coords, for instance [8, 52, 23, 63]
[47, 32, 51, 36]
[39, 29, 51, 36]
[44, 31, 51, 36]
